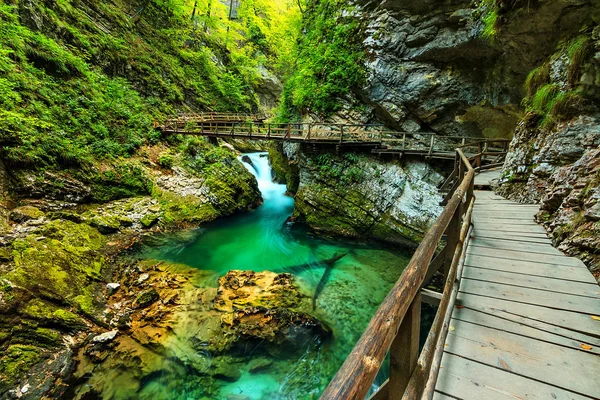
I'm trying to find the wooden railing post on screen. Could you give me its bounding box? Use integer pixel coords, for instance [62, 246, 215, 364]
[402, 133, 406, 150]
[443, 156, 463, 281]
[307, 124, 311, 141]
[388, 293, 421, 399]
[476, 142, 482, 167]
[340, 125, 345, 144]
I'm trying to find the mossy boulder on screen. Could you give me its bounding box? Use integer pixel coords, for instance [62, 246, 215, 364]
[7, 220, 105, 316]
[9, 206, 45, 223]
[21, 298, 86, 330]
[0, 345, 46, 393]
[90, 216, 121, 234]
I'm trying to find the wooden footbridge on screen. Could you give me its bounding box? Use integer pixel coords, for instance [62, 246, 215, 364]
[319, 155, 600, 399]
[158, 113, 509, 162]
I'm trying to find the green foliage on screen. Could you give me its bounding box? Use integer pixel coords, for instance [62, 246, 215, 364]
[158, 153, 175, 169]
[482, 9, 499, 41]
[0, 0, 297, 170]
[524, 63, 550, 97]
[522, 83, 584, 128]
[280, 0, 366, 116]
[566, 35, 591, 84]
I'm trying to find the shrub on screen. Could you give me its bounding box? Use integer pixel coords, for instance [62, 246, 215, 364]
[158, 153, 175, 169]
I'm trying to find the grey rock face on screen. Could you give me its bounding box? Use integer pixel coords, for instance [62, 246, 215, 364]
[288, 146, 443, 247]
[328, 0, 596, 139]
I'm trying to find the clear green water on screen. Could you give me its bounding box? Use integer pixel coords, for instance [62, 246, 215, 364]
[135, 153, 412, 399]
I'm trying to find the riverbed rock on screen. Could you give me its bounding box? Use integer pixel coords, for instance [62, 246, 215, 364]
[214, 270, 301, 312]
[92, 330, 118, 343]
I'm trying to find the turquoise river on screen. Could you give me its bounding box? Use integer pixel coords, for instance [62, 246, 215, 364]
[134, 152, 413, 399]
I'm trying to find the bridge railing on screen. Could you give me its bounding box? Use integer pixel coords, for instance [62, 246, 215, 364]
[319, 148, 476, 400]
[160, 119, 497, 154]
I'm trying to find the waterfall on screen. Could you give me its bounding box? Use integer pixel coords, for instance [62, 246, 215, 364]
[240, 152, 291, 208]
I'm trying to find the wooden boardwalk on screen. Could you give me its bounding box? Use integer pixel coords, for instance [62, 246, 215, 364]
[434, 188, 600, 399]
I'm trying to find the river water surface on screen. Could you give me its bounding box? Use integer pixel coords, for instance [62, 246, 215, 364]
[137, 152, 412, 399]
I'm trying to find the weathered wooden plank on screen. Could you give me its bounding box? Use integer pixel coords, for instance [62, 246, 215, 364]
[442, 319, 600, 398]
[467, 246, 585, 268]
[451, 306, 600, 353]
[469, 237, 564, 256]
[464, 254, 598, 284]
[453, 301, 600, 353]
[469, 223, 547, 234]
[457, 292, 600, 337]
[471, 232, 552, 245]
[472, 214, 536, 221]
[472, 227, 549, 238]
[432, 391, 457, 400]
[462, 267, 600, 298]
[436, 353, 593, 400]
[472, 218, 537, 225]
[459, 279, 600, 314]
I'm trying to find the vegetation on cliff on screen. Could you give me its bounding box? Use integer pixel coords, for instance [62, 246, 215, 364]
[278, 0, 366, 118]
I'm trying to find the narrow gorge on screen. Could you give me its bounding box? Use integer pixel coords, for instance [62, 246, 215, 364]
[0, 0, 598, 399]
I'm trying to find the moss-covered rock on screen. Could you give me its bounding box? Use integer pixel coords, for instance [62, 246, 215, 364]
[0, 345, 46, 392]
[134, 288, 159, 309]
[8, 220, 105, 315]
[9, 206, 45, 223]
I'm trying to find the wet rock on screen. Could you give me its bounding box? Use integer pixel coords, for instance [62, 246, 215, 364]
[9, 206, 45, 223]
[137, 273, 150, 284]
[212, 361, 242, 382]
[106, 283, 120, 296]
[241, 155, 253, 166]
[92, 330, 118, 343]
[90, 216, 121, 234]
[214, 271, 301, 312]
[140, 214, 159, 228]
[134, 288, 159, 309]
[248, 357, 273, 373]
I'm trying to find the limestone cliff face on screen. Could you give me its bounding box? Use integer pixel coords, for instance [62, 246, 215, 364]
[276, 143, 443, 247]
[497, 27, 600, 276]
[314, 0, 597, 139]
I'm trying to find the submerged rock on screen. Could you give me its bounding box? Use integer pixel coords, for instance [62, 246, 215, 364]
[92, 330, 118, 343]
[213, 270, 331, 353]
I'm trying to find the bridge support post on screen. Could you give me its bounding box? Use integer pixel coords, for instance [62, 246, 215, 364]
[388, 293, 421, 400]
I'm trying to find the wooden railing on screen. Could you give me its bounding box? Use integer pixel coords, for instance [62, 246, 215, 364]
[160, 118, 504, 157]
[320, 148, 476, 400]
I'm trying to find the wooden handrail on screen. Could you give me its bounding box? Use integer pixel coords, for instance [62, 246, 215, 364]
[320, 149, 475, 400]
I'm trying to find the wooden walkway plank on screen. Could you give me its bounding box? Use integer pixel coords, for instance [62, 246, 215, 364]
[454, 302, 600, 347]
[442, 319, 600, 398]
[451, 306, 600, 353]
[467, 223, 547, 234]
[467, 246, 586, 268]
[436, 353, 594, 400]
[472, 227, 549, 238]
[469, 237, 565, 255]
[470, 232, 552, 245]
[465, 254, 598, 284]
[462, 267, 600, 298]
[457, 292, 600, 337]
[459, 278, 600, 314]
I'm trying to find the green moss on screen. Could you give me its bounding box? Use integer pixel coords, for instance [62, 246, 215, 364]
[0, 344, 45, 389]
[9, 206, 45, 222]
[140, 213, 160, 228]
[89, 215, 121, 234]
[8, 221, 104, 314]
[268, 145, 299, 193]
[158, 192, 219, 228]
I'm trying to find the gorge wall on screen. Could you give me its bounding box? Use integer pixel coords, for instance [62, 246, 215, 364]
[279, 0, 600, 277]
[271, 143, 444, 247]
